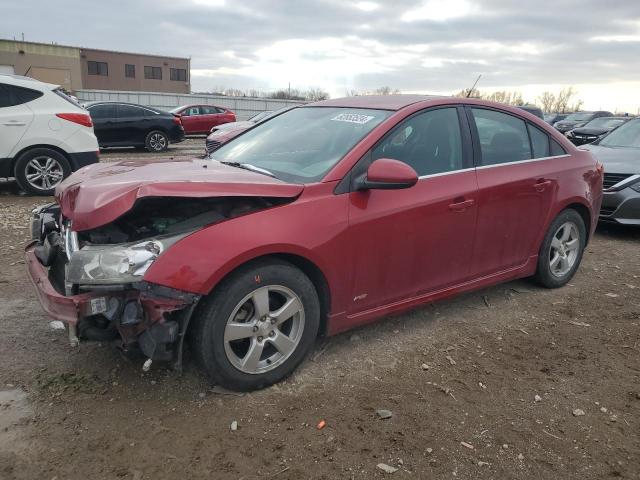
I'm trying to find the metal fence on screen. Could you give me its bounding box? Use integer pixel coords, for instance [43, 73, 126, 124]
[75, 90, 305, 120]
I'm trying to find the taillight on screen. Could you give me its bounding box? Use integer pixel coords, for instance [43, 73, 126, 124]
[56, 113, 93, 128]
[172, 115, 182, 125]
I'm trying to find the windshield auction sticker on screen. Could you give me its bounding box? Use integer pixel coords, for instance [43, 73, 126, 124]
[331, 113, 375, 124]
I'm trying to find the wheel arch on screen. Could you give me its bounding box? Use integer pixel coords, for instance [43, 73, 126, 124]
[201, 252, 332, 337]
[10, 144, 71, 175]
[564, 202, 592, 244]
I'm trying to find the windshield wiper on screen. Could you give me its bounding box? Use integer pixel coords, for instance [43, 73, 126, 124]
[218, 161, 276, 178]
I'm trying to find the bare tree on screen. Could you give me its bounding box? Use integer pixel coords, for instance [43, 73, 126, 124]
[304, 88, 330, 101]
[373, 86, 401, 95]
[537, 91, 556, 113]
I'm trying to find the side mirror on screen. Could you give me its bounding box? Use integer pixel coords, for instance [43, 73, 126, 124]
[355, 158, 418, 191]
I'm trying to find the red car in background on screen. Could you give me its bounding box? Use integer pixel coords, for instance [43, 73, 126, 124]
[170, 104, 235, 134]
[26, 95, 602, 391]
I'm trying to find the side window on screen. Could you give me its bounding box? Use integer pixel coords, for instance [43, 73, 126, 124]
[550, 139, 567, 156]
[88, 104, 116, 119]
[0, 84, 43, 107]
[527, 124, 550, 158]
[186, 106, 200, 116]
[201, 106, 219, 115]
[117, 104, 144, 118]
[372, 108, 463, 176]
[471, 108, 532, 166]
[0, 84, 10, 107]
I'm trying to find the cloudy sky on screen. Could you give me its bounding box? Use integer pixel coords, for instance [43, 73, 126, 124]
[2, 0, 640, 112]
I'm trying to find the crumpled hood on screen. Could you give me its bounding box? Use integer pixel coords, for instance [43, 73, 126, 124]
[56, 158, 304, 231]
[581, 144, 640, 175]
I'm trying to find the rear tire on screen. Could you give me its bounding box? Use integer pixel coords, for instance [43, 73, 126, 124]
[145, 130, 168, 152]
[190, 259, 320, 391]
[14, 148, 71, 196]
[534, 209, 586, 288]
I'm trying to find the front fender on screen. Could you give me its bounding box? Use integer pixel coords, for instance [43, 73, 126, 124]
[142, 182, 351, 313]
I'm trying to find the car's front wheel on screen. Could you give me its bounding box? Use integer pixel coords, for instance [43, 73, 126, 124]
[145, 130, 168, 152]
[534, 209, 586, 288]
[190, 259, 320, 391]
[14, 148, 71, 196]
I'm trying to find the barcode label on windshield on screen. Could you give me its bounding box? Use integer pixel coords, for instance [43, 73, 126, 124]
[331, 113, 375, 124]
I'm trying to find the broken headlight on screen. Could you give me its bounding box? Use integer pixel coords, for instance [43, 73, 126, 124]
[66, 235, 183, 285]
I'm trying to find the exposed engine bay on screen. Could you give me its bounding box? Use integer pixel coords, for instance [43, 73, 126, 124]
[27, 195, 290, 369]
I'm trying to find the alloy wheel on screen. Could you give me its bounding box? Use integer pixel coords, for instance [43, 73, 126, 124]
[149, 133, 167, 151]
[223, 285, 305, 374]
[549, 221, 580, 277]
[25, 156, 64, 191]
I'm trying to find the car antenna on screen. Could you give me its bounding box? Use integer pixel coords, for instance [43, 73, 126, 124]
[466, 74, 482, 98]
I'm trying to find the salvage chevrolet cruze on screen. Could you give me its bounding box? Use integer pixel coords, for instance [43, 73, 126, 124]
[26, 95, 603, 391]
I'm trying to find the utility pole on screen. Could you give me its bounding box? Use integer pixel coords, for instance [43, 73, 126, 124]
[288, 82, 291, 99]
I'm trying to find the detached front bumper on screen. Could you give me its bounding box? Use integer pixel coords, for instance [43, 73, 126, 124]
[25, 242, 102, 325]
[26, 239, 200, 362]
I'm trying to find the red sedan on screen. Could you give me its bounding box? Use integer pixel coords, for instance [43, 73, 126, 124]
[170, 104, 235, 134]
[26, 95, 602, 391]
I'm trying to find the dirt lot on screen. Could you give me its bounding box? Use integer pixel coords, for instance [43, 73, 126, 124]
[1, 139, 639, 479]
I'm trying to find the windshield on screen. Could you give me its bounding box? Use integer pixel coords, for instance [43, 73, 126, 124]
[211, 107, 391, 183]
[564, 112, 594, 122]
[169, 106, 184, 114]
[585, 117, 625, 128]
[599, 119, 640, 149]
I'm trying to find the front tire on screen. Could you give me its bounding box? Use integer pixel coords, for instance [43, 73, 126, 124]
[145, 130, 168, 152]
[190, 259, 320, 391]
[534, 209, 586, 288]
[14, 148, 71, 196]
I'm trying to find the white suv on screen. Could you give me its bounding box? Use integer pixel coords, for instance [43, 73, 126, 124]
[0, 75, 99, 195]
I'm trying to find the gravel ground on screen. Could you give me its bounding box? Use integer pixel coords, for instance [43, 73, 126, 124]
[1, 144, 639, 479]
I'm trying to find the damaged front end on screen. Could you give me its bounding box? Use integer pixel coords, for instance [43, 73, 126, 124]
[25, 195, 286, 369]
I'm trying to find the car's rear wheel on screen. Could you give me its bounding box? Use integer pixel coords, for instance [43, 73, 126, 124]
[145, 130, 168, 152]
[190, 259, 320, 391]
[14, 148, 71, 196]
[534, 209, 586, 288]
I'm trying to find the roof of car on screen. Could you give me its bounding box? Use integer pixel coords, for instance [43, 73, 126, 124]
[84, 101, 164, 111]
[309, 94, 445, 111]
[0, 73, 57, 90]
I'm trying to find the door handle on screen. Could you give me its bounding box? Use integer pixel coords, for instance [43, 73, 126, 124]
[533, 180, 552, 192]
[2, 121, 26, 126]
[448, 198, 475, 212]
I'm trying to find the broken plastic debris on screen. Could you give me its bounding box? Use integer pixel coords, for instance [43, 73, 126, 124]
[317, 419, 326, 430]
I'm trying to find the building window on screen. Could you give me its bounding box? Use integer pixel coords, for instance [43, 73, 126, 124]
[88, 61, 108, 76]
[170, 68, 187, 82]
[144, 66, 162, 80]
[125, 64, 135, 78]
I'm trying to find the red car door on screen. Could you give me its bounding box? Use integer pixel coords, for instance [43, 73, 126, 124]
[179, 106, 201, 134]
[347, 107, 478, 314]
[467, 107, 556, 277]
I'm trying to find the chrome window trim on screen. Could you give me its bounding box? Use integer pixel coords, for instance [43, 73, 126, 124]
[475, 154, 571, 170]
[416, 154, 572, 179]
[418, 167, 475, 180]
